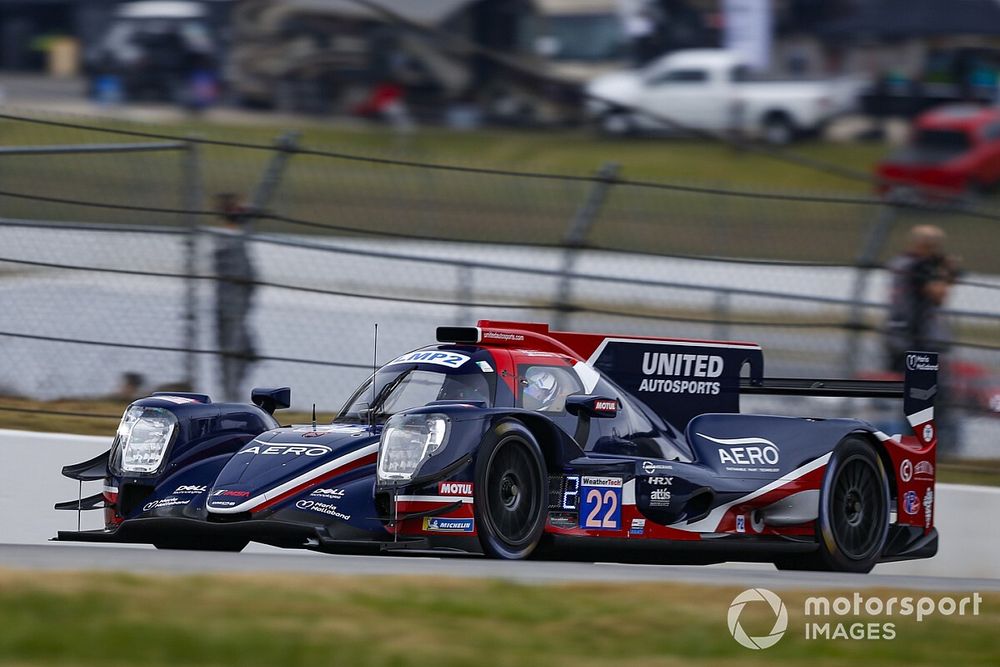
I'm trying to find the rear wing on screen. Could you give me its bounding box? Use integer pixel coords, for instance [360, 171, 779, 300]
[742, 351, 938, 444]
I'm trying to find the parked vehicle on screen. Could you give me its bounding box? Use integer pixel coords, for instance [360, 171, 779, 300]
[585, 49, 860, 143]
[876, 105, 1000, 201]
[85, 1, 220, 104]
[56, 320, 939, 573]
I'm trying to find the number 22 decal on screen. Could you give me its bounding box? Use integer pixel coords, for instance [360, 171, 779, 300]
[584, 489, 619, 529]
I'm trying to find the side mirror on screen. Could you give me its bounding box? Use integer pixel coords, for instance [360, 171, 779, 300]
[565, 395, 618, 419]
[251, 387, 291, 415]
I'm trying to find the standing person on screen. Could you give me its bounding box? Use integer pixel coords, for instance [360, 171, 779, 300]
[884, 225, 960, 372]
[213, 193, 258, 402]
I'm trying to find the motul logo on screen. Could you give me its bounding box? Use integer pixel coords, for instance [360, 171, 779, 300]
[439, 482, 473, 496]
[594, 400, 617, 412]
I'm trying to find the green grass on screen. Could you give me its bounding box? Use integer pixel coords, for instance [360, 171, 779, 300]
[4, 113, 997, 270]
[0, 570, 995, 666]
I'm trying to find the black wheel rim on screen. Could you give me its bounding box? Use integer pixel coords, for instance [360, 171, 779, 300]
[485, 438, 540, 546]
[830, 455, 885, 560]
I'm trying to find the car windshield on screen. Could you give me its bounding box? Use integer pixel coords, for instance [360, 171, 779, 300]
[914, 129, 972, 153]
[521, 13, 627, 61]
[337, 366, 492, 423]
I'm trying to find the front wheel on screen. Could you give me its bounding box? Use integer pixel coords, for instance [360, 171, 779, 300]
[776, 437, 889, 573]
[474, 421, 548, 559]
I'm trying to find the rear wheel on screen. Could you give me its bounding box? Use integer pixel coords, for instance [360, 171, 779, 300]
[776, 437, 889, 573]
[474, 421, 548, 559]
[761, 113, 796, 145]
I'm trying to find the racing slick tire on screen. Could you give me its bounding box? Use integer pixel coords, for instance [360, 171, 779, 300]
[474, 421, 548, 560]
[154, 537, 249, 552]
[775, 436, 889, 573]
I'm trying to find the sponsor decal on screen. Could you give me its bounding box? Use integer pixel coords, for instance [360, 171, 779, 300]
[639, 352, 724, 395]
[698, 433, 780, 471]
[213, 489, 251, 498]
[914, 461, 934, 480]
[476, 360, 494, 373]
[387, 350, 471, 369]
[549, 512, 577, 529]
[728, 588, 788, 650]
[593, 399, 617, 412]
[630, 518, 646, 535]
[143, 497, 189, 512]
[580, 477, 623, 530]
[922, 424, 934, 442]
[906, 353, 939, 372]
[482, 331, 524, 342]
[649, 488, 672, 507]
[903, 490, 919, 515]
[438, 481, 473, 496]
[423, 517, 475, 532]
[174, 485, 207, 494]
[212, 501, 236, 507]
[296, 499, 350, 521]
[238, 443, 333, 457]
[310, 487, 345, 499]
[923, 488, 934, 528]
[641, 461, 673, 474]
[648, 476, 673, 486]
[581, 476, 623, 488]
[736, 514, 746, 533]
[899, 459, 913, 483]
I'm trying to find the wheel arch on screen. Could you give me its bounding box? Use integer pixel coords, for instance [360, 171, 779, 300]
[489, 413, 577, 475]
[851, 429, 898, 503]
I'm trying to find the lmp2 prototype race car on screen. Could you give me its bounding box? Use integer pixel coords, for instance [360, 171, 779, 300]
[57, 321, 939, 573]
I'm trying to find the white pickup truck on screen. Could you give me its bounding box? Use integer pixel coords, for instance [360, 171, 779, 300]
[586, 49, 860, 143]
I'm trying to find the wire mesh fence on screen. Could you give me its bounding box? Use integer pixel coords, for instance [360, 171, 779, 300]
[0, 110, 997, 456]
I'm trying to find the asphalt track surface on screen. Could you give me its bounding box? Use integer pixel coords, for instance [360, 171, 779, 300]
[2, 543, 998, 592]
[3, 430, 999, 592]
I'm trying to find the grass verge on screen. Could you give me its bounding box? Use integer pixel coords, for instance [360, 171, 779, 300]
[0, 570, 995, 667]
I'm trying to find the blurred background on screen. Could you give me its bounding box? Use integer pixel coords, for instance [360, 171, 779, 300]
[0, 0, 998, 462]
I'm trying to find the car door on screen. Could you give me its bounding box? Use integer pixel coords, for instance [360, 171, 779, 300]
[635, 66, 721, 131]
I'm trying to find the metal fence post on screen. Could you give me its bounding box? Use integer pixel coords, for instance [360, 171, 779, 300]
[456, 262, 473, 325]
[553, 162, 620, 330]
[249, 131, 301, 229]
[181, 141, 202, 390]
[844, 203, 897, 377]
[713, 289, 732, 342]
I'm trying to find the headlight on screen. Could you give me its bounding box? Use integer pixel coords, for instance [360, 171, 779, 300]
[116, 406, 177, 474]
[377, 413, 450, 482]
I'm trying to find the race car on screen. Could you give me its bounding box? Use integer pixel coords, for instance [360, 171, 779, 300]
[56, 321, 939, 573]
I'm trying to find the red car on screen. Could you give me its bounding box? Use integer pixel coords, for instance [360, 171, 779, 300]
[877, 104, 1000, 201]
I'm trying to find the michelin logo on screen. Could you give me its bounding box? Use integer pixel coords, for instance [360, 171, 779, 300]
[423, 517, 475, 533]
[639, 353, 723, 395]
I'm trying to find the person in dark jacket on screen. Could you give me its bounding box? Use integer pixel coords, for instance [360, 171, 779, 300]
[884, 225, 960, 372]
[213, 193, 257, 401]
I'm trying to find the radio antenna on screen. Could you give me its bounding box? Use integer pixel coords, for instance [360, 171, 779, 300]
[311, 403, 317, 430]
[370, 323, 378, 429]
